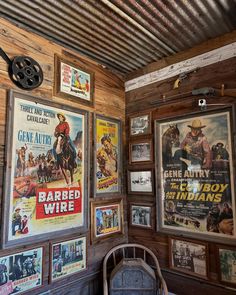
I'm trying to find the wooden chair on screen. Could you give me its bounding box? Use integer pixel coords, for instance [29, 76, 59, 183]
[103, 243, 168, 295]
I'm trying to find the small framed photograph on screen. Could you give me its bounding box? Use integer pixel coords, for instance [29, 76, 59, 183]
[50, 235, 87, 282]
[130, 203, 153, 229]
[128, 170, 154, 194]
[129, 139, 153, 164]
[91, 199, 124, 243]
[217, 245, 236, 286]
[0, 247, 43, 294]
[54, 54, 94, 106]
[129, 112, 151, 136]
[169, 236, 209, 280]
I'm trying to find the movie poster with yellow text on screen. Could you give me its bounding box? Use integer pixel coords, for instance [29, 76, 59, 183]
[158, 111, 235, 239]
[7, 96, 86, 243]
[95, 204, 121, 237]
[95, 117, 120, 194]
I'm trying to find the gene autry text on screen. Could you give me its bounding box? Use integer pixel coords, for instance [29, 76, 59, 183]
[164, 170, 210, 178]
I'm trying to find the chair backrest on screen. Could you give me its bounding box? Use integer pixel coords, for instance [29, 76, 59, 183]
[103, 243, 168, 295]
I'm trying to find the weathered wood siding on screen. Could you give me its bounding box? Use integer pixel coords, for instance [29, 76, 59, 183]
[126, 54, 236, 295]
[0, 18, 127, 294]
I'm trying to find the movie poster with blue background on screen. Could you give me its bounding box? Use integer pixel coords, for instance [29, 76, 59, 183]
[8, 96, 85, 242]
[158, 111, 235, 239]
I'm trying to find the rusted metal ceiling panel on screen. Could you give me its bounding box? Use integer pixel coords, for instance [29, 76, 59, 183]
[0, 0, 236, 76]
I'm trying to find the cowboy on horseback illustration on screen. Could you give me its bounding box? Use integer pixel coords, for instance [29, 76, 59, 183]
[53, 113, 77, 169]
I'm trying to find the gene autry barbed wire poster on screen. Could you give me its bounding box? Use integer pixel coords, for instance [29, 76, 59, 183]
[3, 92, 88, 247]
[156, 110, 235, 242]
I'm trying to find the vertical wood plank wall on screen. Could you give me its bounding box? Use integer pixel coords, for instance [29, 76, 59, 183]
[0, 18, 127, 295]
[126, 56, 236, 295]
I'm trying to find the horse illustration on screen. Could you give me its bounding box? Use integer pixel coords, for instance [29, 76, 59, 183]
[54, 134, 77, 185]
[162, 125, 180, 167]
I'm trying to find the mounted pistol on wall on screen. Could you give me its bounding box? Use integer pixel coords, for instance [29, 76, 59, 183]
[173, 67, 199, 89]
[0, 47, 43, 90]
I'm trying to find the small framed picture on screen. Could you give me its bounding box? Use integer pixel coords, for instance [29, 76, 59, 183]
[50, 235, 87, 282]
[129, 112, 151, 136]
[169, 236, 209, 280]
[0, 247, 43, 294]
[54, 54, 94, 106]
[216, 245, 236, 286]
[91, 199, 124, 243]
[128, 170, 154, 195]
[130, 203, 153, 229]
[129, 139, 153, 164]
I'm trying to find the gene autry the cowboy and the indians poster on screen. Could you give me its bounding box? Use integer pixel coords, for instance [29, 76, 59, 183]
[3, 92, 87, 247]
[95, 116, 121, 194]
[156, 110, 235, 241]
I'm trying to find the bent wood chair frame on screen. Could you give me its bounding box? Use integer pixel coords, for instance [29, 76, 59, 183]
[103, 243, 168, 295]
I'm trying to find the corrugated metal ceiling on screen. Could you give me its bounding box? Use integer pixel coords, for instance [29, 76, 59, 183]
[0, 0, 236, 77]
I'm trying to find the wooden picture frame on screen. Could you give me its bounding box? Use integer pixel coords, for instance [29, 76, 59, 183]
[0, 246, 44, 294]
[169, 236, 209, 280]
[93, 114, 122, 196]
[54, 54, 94, 106]
[50, 235, 87, 282]
[216, 244, 236, 287]
[129, 138, 153, 164]
[129, 112, 152, 137]
[2, 90, 89, 248]
[90, 198, 124, 243]
[155, 108, 236, 244]
[128, 169, 154, 195]
[129, 202, 154, 229]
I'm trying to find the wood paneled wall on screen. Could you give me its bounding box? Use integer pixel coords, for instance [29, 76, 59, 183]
[126, 54, 236, 294]
[0, 18, 127, 294]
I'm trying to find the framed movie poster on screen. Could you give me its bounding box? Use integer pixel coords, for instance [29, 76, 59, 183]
[129, 112, 151, 136]
[0, 247, 43, 294]
[155, 109, 236, 243]
[169, 237, 209, 279]
[217, 245, 236, 286]
[2, 91, 89, 248]
[129, 139, 153, 164]
[128, 170, 154, 195]
[54, 54, 94, 106]
[50, 236, 87, 282]
[94, 114, 122, 196]
[130, 203, 153, 229]
[91, 199, 123, 243]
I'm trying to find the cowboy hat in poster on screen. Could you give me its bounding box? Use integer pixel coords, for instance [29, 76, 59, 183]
[156, 109, 236, 242]
[3, 92, 88, 247]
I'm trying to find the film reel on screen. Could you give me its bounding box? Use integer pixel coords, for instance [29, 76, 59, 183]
[0, 48, 43, 90]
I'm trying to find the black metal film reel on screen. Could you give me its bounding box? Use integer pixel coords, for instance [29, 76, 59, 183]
[0, 48, 43, 90]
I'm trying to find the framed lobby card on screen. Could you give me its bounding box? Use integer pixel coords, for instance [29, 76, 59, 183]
[2, 90, 89, 248]
[130, 203, 153, 229]
[54, 54, 94, 106]
[129, 138, 153, 164]
[169, 236, 209, 280]
[0, 247, 43, 294]
[129, 112, 151, 137]
[155, 108, 236, 244]
[91, 199, 123, 243]
[50, 236, 87, 282]
[217, 245, 236, 287]
[94, 114, 122, 196]
[128, 169, 154, 195]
